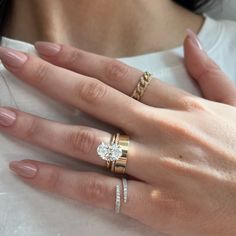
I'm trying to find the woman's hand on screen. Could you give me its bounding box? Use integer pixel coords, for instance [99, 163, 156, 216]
[0, 32, 236, 236]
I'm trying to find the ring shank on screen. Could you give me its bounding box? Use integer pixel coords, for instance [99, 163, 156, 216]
[112, 135, 129, 174]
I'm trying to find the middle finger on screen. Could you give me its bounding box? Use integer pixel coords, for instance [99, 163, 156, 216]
[0, 47, 144, 133]
[35, 42, 191, 109]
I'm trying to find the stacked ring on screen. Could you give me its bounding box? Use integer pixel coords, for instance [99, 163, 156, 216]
[110, 134, 129, 174]
[115, 178, 128, 214]
[97, 133, 129, 175]
[105, 134, 117, 169]
[115, 184, 121, 214]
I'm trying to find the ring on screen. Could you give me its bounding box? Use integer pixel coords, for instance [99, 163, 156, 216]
[115, 184, 121, 214]
[131, 71, 152, 101]
[105, 134, 116, 169]
[122, 178, 128, 203]
[97, 134, 122, 162]
[97, 133, 130, 175]
[114, 179, 128, 214]
[111, 134, 129, 174]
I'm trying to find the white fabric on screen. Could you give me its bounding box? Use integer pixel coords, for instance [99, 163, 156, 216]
[0, 16, 236, 236]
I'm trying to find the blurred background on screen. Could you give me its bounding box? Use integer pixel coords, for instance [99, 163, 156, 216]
[208, 0, 236, 20]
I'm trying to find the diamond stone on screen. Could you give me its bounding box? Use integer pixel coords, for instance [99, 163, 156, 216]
[97, 142, 122, 161]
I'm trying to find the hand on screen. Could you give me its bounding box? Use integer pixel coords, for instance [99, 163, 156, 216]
[0, 33, 236, 236]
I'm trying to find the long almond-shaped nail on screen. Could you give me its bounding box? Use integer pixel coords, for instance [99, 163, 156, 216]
[35, 42, 61, 56]
[9, 161, 37, 178]
[0, 47, 28, 68]
[0, 108, 16, 126]
[186, 29, 203, 50]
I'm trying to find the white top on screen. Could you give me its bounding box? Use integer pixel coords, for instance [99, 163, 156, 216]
[0, 16, 236, 236]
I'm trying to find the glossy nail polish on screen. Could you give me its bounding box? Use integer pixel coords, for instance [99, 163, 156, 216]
[0, 47, 27, 68]
[0, 108, 16, 126]
[186, 29, 203, 50]
[9, 161, 37, 178]
[35, 42, 61, 56]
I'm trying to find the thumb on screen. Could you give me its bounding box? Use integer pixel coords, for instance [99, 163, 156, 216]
[184, 29, 236, 106]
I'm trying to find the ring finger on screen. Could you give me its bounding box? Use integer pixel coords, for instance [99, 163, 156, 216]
[0, 108, 139, 177]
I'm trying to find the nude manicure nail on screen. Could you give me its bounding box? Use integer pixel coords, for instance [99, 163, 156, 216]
[0, 108, 16, 126]
[0, 47, 28, 68]
[35, 42, 61, 56]
[186, 29, 203, 50]
[9, 161, 37, 178]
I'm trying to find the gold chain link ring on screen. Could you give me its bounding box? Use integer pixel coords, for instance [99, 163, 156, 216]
[131, 71, 152, 101]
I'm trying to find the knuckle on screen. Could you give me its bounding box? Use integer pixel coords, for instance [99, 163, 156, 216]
[151, 193, 185, 229]
[78, 79, 107, 104]
[180, 96, 207, 111]
[223, 98, 236, 106]
[81, 177, 108, 203]
[104, 59, 129, 83]
[24, 117, 41, 140]
[46, 169, 61, 191]
[162, 201, 186, 227]
[197, 60, 220, 81]
[66, 128, 96, 154]
[33, 63, 49, 87]
[66, 49, 83, 68]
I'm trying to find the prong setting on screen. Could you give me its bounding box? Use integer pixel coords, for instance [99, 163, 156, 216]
[97, 142, 122, 161]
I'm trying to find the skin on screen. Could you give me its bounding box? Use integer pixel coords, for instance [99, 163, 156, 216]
[0, 33, 235, 236]
[4, 0, 204, 57]
[0, 1, 236, 236]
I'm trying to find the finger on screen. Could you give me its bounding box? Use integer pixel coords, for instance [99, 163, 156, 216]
[9, 159, 155, 224]
[184, 30, 236, 106]
[34, 42, 191, 108]
[0, 47, 143, 132]
[0, 107, 139, 177]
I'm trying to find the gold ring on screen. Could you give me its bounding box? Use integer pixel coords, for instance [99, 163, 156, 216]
[131, 71, 152, 101]
[97, 133, 129, 174]
[110, 133, 120, 172]
[112, 134, 129, 174]
[106, 134, 116, 169]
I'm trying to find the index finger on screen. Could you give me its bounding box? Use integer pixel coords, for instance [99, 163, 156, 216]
[0, 47, 144, 132]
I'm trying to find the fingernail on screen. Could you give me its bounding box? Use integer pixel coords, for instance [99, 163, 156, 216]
[0, 108, 16, 126]
[0, 47, 28, 68]
[35, 42, 61, 56]
[186, 29, 203, 50]
[9, 161, 37, 178]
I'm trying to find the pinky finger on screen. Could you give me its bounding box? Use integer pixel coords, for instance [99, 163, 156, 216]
[9, 160, 153, 222]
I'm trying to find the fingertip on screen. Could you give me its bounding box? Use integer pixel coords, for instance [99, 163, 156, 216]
[0, 47, 28, 69]
[186, 29, 203, 51]
[34, 41, 62, 57]
[183, 31, 209, 80]
[9, 160, 38, 178]
[183, 29, 205, 61]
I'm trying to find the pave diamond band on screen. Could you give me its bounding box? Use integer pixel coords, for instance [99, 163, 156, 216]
[115, 178, 128, 214]
[115, 184, 121, 214]
[122, 178, 128, 203]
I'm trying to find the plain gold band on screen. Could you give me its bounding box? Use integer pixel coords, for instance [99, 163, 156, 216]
[105, 133, 129, 175]
[113, 135, 129, 174]
[111, 134, 129, 174]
